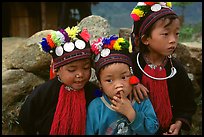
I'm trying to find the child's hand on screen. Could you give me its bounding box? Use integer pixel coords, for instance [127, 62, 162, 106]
[111, 91, 136, 122]
[163, 120, 182, 135]
[132, 83, 149, 103]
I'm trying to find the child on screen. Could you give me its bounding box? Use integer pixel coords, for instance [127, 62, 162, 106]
[130, 2, 197, 135]
[86, 35, 159, 135]
[18, 26, 98, 135]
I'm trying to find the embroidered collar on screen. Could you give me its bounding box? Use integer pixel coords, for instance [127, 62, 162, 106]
[100, 94, 135, 111]
[143, 54, 168, 70]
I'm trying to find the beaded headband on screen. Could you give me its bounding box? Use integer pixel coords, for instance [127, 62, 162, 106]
[39, 26, 91, 69]
[90, 35, 132, 74]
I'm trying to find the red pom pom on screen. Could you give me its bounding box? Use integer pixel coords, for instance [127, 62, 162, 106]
[144, 2, 156, 6]
[129, 76, 140, 85]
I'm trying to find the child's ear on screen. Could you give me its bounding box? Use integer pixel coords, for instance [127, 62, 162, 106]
[98, 82, 102, 90]
[141, 35, 149, 46]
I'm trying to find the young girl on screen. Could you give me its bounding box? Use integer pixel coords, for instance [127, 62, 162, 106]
[18, 26, 98, 135]
[130, 2, 197, 135]
[86, 35, 159, 135]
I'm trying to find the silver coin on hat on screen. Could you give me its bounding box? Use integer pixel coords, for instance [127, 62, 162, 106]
[64, 42, 75, 52]
[75, 39, 86, 49]
[55, 46, 64, 56]
[151, 4, 162, 12]
[137, 2, 145, 6]
[100, 48, 110, 57]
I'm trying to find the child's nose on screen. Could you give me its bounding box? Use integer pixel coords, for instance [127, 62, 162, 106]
[115, 82, 123, 89]
[169, 35, 176, 44]
[76, 71, 83, 78]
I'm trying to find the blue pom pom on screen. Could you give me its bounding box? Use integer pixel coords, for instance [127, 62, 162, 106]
[102, 37, 110, 45]
[102, 35, 118, 46]
[109, 35, 118, 41]
[40, 38, 51, 53]
[94, 89, 103, 97]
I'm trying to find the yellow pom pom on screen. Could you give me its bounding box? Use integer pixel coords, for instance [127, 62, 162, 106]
[166, 2, 172, 8]
[132, 9, 144, 17]
[65, 26, 80, 40]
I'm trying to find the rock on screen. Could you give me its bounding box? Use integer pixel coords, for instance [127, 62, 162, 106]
[119, 28, 132, 41]
[173, 43, 202, 97]
[77, 15, 111, 43]
[3, 30, 53, 79]
[2, 69, 45, 135]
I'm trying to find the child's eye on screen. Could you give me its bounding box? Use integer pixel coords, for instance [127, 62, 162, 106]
[106, 79, 113, 83]
[161, 33, 168, 36]
[122, 75, 131, 80]
[122, 76, 126, 79]
[176, 32, 180, 36]
[68, 69, 75, 72]
[84, 66, 90, 70]
[83, 64, 91, 70]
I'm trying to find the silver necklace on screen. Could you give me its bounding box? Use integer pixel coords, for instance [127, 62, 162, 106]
[57, 76, 78, 91]
[136, 53, 177, 80]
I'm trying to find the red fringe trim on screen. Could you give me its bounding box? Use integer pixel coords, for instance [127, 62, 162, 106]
[49, 84, 86, 135]
[142, 65, 172, 129]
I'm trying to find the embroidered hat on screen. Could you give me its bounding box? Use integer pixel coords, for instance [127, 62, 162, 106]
[91, 35, 133, 75]
[130, 2, 177, 45]
[39, 26, 91, 69]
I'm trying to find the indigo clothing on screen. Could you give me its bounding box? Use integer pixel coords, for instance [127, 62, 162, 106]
[131, 52, 197, 134]
[18, 77, 98, 135]
[86, 93, 159, 135]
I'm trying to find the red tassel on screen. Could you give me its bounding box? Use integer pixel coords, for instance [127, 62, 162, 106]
[129, 75, 140, 85]
[49, 67, 56, 79]
[50, 85, 86, 135]
[141, 65, 172, 129]
[49, 58, 56, 79]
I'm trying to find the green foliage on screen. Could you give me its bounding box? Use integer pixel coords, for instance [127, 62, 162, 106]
[172, 2, 193, 7]
[179, 22, 202, 42]
[179, 26, 193, 42]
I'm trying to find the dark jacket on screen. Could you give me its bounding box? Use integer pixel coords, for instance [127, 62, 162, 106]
[131, 52, 197, 134]
[18, 77, 98, 134]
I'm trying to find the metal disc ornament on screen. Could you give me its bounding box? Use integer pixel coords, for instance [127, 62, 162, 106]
[64, 42, 75, 52]
[151, 4, 161, 12]
[100, 48, 110, 57]
[55, 46, 63, 56]
[75, 39, 86, 49]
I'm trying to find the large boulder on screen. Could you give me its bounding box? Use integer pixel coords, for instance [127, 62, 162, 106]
[3, 30, 53, 80]
[77, 15, 111, 43]
[2, 69, 45, 135]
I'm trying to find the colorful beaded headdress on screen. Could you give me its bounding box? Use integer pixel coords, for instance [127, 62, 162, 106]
[91, 35, 133, 74]
[39, 26, 91, 69]
[130, 2, 177, 39]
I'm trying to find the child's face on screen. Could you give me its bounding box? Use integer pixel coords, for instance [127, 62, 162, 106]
[145, 18, 180, 56]
[57, 58, 91, 90]
[99, 63, 132, 99]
